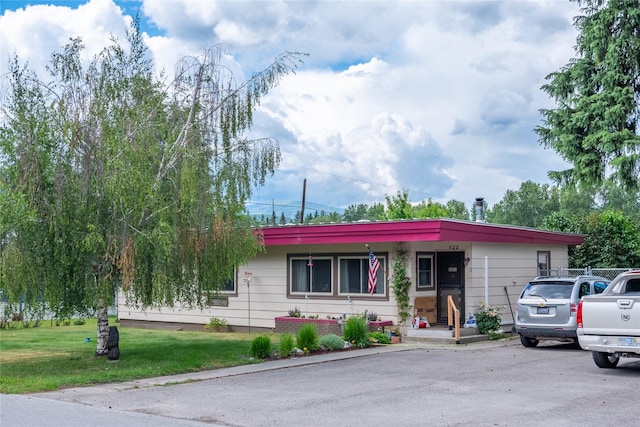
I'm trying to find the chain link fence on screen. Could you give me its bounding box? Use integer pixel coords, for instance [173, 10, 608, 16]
[540, 267, 637, 281]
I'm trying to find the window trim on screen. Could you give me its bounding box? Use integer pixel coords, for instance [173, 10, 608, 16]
[207, 269, 237, 306]
[220, 268, 238, 295]
[288, 255, 334, 295]
[286, 252, 388, 299]
[537, 251, 551, 276]
[337, 254, 386, 297]
[416, 252, 435, 291]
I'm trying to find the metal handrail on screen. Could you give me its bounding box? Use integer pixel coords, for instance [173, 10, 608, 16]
[447, 295, 461, 344]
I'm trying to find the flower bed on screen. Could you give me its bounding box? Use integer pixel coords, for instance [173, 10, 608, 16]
[274, 317, 393, 335]
[369, 320, 393, 330]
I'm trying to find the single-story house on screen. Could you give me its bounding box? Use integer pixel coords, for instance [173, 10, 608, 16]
[118, 217, 584, 333]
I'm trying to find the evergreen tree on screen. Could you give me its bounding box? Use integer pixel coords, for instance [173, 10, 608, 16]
[536, 0, 640, 190]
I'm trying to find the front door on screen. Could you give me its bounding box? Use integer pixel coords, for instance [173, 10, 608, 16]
[436, 252, 465, 323]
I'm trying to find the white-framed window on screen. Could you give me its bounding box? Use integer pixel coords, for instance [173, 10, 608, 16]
[290, 257, 333, 294]
[416, 253, 434, 290]
[338, 255, 385, 295]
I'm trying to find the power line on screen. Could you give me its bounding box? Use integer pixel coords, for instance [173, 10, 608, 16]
[274, 160, 444, 202]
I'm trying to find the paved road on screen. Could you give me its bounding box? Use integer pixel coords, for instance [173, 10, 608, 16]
[2, 339, 639, 426]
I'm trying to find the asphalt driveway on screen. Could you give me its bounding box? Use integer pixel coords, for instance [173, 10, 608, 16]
[2, 339, 639, 426]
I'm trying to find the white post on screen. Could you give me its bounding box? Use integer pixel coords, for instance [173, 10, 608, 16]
[484, 256, 489, 305]
[244, 272, 252, 333]
[305, 293, 309, 316]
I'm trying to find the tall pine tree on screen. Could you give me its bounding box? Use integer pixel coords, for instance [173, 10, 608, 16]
[536, 0, 640, 190]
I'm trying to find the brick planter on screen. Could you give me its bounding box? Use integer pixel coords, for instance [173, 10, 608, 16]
[275, 317, 342, 335]
[274, 317, 394, 335]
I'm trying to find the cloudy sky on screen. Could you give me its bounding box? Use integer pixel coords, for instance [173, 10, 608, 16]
[1, 0, 582, 218]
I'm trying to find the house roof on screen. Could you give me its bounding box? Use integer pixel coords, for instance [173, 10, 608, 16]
[260, 219, 585, 246]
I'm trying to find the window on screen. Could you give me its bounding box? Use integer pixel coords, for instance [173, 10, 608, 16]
[338, 255, 385, 295]
[213, 268, 236, 294]
[578, 282, 590, 298]
[221, 278, 235, 293]
[625, 279, 640, 294]
[290, 257, 332, 294]
[580, 280, 610, 297]
[207, 271, 236, 306]
[537, 251, 551, 276]
[288, 253, 386, 297]
[521, 282, 573, 299]
[593, 281, 608, 294]
[416, 253, 434, 290]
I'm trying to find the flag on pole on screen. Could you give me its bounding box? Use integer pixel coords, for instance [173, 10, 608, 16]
[368, 248, 380, 295]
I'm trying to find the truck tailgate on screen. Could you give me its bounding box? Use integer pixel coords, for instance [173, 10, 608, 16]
[580, 295, 640, 335]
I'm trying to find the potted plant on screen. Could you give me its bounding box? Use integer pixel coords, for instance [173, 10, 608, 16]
[288, 307, 301, 317]
[389, 327, 401, 344]
[204, 317, 228, 332]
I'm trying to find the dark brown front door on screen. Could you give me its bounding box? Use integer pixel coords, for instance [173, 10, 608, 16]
[436, 252, 465, 323]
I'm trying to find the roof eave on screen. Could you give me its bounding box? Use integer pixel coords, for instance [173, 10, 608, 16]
[259, 219, 584, 246]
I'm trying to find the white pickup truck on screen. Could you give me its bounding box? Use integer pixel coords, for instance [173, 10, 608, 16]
[577, 270, 640, 368]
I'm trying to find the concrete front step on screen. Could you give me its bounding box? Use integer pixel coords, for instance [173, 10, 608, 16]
[403, 326, 488, 345]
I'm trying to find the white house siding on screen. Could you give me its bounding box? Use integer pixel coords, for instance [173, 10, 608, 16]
[118, 242, 404, 330]
[117, 240, 570, 330]
[118, 246, 290, 330]
[259, 243, 404, 325]
[403, 241, 469, 321]
[466, 243, 570, 325]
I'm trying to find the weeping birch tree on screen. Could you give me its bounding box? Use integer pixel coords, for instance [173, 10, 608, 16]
[0, 22, 304, 355]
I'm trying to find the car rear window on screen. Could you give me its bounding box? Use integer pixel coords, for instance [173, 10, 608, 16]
[625, 279, 640, 294]
[520, 282, 573, 299]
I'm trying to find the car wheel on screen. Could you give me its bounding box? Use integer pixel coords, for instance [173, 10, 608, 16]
[519, 335, 539, 348]
[592, 351, 619, 369]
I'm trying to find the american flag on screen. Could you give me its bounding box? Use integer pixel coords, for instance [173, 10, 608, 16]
[368, 248, 380, 295]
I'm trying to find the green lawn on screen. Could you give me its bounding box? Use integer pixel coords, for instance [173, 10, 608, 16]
[0, 318, 263, 394]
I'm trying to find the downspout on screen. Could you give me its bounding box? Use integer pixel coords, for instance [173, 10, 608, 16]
[484, 255, 489, 305]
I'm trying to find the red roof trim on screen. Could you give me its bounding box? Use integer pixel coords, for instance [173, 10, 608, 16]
[260, 219, 584, 246]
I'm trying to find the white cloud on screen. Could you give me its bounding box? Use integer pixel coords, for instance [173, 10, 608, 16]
[1, 0, 581, 217]
[0, 0, 131, 77]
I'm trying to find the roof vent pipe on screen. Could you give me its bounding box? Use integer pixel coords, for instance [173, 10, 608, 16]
[475, 197, 486, 223]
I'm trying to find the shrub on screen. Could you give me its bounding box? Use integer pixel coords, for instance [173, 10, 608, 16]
[288, 307, 301, 317]
[279, 333, 295, 357]
[369, 331, 391, 344]
[318, 334, 346, 351]
[475, 303, 504, 339]
[296, 323, 319, 352]
[249, 335, 272, 359]
[204, 317, 227, 330]
[343, 316, 370, 348]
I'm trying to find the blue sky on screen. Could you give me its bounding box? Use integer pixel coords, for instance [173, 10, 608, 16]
[1, 0, 582, 218]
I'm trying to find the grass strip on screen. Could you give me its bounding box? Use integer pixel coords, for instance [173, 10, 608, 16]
[0, 318, 262, 394]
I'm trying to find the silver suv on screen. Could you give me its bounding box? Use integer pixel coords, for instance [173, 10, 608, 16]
[515, 275, 609, 347]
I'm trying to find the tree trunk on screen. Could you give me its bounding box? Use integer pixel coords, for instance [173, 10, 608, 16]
[95, 300, 109, 356]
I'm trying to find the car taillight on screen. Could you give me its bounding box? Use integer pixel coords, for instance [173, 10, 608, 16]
[576, 301, 583, 328]
[571, 302, 578, 315]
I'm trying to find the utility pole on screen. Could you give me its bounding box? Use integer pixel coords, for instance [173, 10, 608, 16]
[300, 178, 307, 224]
